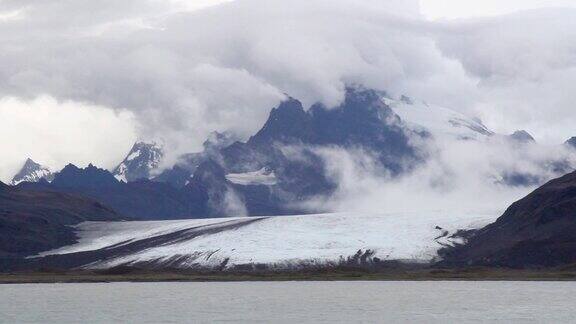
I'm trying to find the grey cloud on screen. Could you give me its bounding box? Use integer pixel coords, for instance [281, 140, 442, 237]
[1, 0, 575, 197]
[435, 9, 576, 142]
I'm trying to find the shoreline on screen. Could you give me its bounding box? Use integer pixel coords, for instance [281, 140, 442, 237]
[3, 269, 576, 284]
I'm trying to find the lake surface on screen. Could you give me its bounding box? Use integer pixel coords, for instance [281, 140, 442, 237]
[1, 281, 575, 323]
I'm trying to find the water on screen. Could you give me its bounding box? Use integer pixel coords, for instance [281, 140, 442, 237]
[1, 281, 575, 323]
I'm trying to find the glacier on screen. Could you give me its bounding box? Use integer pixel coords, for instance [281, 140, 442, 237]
[40, 211, 498, 270]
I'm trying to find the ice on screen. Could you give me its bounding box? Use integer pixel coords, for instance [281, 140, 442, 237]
[42, 211, 498, 269]
[385, 97, 493, 140]
[226, 168, 277, 186]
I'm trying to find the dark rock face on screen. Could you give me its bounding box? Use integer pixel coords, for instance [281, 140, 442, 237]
[13, 87, 422, 220]
[0, 183, 123, 260]
[112, 142, 163, 182]
[19, 162, 296, 220]
[441, 170, 576, 268]
[247, 88, 415, 165]
[565, 137, 576, 149]
[21, 165, 191, 220]
[10, 158, 54, 185]
[52, 164, 119, 189]
[221, 87, 422, 199]
[153, 165, 193, 188]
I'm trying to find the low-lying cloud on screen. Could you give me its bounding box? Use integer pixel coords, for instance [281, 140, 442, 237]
[1, 0, 575, 214]
[302, 134, 575, 215]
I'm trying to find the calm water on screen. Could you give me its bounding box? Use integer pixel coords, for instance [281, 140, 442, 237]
[1, 281, 576, 323]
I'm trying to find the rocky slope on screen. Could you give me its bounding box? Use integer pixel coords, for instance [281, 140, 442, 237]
[0, 181, 123, 262]
[440, 170, 576, 268]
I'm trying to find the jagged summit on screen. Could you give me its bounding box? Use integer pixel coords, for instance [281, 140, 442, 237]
[10, 158, 54, 185]
[509, 130, 536, 143]
[248, 97, 310, 146]
[52, 164, 119, 188]
[113, 142, 164, 182]
[248, 87, 413, 152]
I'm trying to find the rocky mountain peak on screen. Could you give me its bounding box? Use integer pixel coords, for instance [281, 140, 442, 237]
[509, 130, 536, 143]
[10, 158, 54, 185]
[113, 141, 164, 182]
[52, 164, 119, 189]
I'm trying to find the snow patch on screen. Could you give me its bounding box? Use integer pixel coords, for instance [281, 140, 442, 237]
[384, 97, 493, 140]
[226, 168, 277, 186]
[125, 150, 141, 162]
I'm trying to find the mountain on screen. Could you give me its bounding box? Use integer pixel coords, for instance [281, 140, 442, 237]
[10, 158, 54, 185]
[152, 132, 237, 188]
[384, 96, 494, 141]
[220, 87, 424, 200]
[508, 130, 536, 143]
[12, 86, 571, 225]
[14, 88, 421, 219]
[18, 160, 296, 220]
[440, 170, 576, 268]
[113, 142, 163, 182]
[19, 164, 190, 220]
[53, 164, 119, 188]
[0, 181, 124, 262]
[566, 137, 576, 149]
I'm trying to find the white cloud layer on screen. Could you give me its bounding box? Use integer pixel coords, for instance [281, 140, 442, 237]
[0, 96, 137, 181]
[0, 0, 575, 210]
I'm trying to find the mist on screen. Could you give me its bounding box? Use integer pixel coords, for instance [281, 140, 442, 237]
[1, 0, 575, 215]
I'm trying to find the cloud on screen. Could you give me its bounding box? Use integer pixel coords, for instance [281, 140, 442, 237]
[0, 0, 575, 213]
[435, 9, 576, 142]
[0, 96, 137, 182]
[301, 135, 576, 214]
[420, 0, 576, 19]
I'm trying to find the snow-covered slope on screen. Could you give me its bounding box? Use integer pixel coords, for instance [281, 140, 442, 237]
[113, 142, 163, 182]
[384, 97, 494, 141]
[10, 158, 54, 185]
[226, 168, 277, 186]
[40, 211, 497, 270]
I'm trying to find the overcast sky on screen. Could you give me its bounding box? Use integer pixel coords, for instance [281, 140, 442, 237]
[0, 0, 575, 181]
[420, 0, 576, 19]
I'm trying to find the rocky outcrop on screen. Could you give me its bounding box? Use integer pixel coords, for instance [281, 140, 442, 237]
[0, 182, 123, 260]
[441, 170, 576, 268]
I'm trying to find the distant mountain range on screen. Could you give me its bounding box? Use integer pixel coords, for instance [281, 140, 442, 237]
[9, 87, 576, 221]
[4, 85, 576, 270]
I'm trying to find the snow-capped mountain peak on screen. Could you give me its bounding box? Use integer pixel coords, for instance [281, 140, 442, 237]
[113, 142, 164, 182]
[383, 96, 494, 140]
[10, 158, 54, 185]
